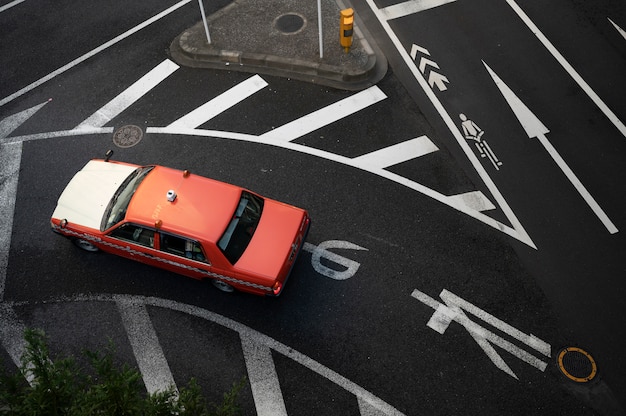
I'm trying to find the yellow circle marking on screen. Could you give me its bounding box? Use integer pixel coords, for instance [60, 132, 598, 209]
[557, 347, 597, 382]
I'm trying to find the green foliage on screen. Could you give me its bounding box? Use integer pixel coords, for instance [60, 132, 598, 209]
[0, 329, 246, 416]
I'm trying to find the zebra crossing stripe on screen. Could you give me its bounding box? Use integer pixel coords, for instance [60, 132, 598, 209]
[259, 86, 387, 142]
[167, 74, 268, 129]
[351, 136, 438, 169]
[75, 59, 179, 130]
[116, 297, 178, 395]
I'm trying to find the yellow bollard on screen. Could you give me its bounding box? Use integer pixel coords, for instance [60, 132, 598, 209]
[340, 8, 354, 53]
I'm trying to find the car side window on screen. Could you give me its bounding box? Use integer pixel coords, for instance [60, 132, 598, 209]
[109, 223, 154, 248]
[160, 233, 209, 264]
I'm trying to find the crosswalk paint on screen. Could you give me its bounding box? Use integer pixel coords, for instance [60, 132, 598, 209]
[351, 135, 438, 169]
[75, 59, 179, 130]
[259, 86, 387, 142]
[241, 335, 288, 416]
[167, 74, 268, 129]
[379, 0, 456, 20]
[116, 297, 178, 395]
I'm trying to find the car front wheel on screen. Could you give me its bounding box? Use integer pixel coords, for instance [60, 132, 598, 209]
[73, 238, 99, 252]
[212, 279, 234, 293]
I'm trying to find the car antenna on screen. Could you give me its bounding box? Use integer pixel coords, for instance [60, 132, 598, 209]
[104, 149, 114, 162]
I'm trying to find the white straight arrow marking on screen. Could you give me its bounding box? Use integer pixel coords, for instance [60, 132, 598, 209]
[259, 86, 386, 142]
[484, 62, 618, 234]
[167, 74, 267, 129]
[379, 0, 456, 21]
[351, 136, 438, 169]
[506, 0, 626, 139]
[428, 71, 449, 91]
[608, 18, 626, 41]
[75, 59, 179, 130]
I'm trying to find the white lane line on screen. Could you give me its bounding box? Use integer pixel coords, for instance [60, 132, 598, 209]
[363, 0, 536, 249]
[608, 18, 626, 41]
[0, 143, 22, 301]
[2, 127, 114, 144]
[167, 74, 268, 129]
[379, 0, 456, 21]
[0, 0, 25, 13]
[259, 86, 387, 142]
[505, 0, 626, 139]
[75, 60, 179, 130]
[116, 297, 178, 395]
[241, 335, 288, 416]
[351, 135, 438, 169]
[0, 0, 192, 108]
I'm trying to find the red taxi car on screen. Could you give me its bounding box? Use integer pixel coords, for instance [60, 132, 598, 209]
[50, 158, 310, 296]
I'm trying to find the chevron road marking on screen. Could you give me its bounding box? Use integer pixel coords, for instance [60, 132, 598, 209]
[75, 59, 179, 130]
[167, 74, 268, 129]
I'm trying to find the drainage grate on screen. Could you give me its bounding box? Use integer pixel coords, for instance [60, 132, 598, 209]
[113, 125, 143, 148]
[274, 13, 306, 34]
[557, 347, 597, 383]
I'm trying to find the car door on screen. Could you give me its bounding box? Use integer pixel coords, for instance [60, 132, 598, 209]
[104, 222, 161, 268]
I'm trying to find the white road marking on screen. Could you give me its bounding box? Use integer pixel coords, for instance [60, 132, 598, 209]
[445, 191, 495, 212]
[351, 136, 438, 169]
[0, 0, 25, 13]
[167, 74, 268, 129]
[116, 297, 178, 395]
[0, 143, 22, 301]
[2, 127, 114, 144]
[259, 86, 387, 142]
[75, 60, 179, 130]
[241, 335, 288, 416]
[484, 62, 618, 234]
[505, 0, 626, 139]
[0, 100, 50, 140]
[412, 289, 551, 379]
[303, 240, 368, 280]
[379, 0, 456, 21]
[5, 294, 406, 416]
[0, 0, 192, 108]
[608, 18, 626, 41]
[363, 0, 536, 249]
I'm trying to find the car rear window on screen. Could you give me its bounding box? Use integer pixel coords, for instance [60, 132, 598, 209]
[217, 191, 263, 264]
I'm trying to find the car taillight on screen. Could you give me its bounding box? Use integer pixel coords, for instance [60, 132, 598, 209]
[272, 281, 282, 295]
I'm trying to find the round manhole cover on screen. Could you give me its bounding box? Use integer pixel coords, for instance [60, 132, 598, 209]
[113, 125, 143, 148]
[557, 347, 597, 383]
[274, 13, 306, 34]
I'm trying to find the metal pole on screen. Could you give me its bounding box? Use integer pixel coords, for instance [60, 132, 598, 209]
[198, 0, 211, 44]
[317, 0, 323, 58]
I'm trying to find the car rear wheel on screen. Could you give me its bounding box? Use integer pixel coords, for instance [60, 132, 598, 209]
[212, 279, 234, 293]
[73, 238, 99, 252]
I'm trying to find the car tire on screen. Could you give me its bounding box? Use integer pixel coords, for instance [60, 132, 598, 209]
[73, 238, 99, 252]
[212, 279, 234, 293]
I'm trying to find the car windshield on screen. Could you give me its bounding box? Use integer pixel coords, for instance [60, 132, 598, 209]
[101, 166, 154, 231]
[218, 191, 264, 264]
